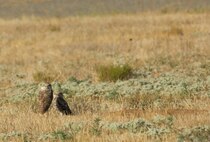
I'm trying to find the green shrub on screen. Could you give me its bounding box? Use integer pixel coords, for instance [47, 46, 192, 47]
[96, 64, 133, 82]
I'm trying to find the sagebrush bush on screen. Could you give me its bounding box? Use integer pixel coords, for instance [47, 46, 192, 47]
[177, 126, 210, 142]
[96, 64, 133, 82]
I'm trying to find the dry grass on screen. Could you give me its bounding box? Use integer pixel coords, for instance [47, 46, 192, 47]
[1, 96, 210, 141]
[0, 13, 209, 84]
[0, 12, 210, 141]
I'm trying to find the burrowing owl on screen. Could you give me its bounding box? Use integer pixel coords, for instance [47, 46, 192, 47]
[38, 83, 53, 114]
[53, 82, 72, 115]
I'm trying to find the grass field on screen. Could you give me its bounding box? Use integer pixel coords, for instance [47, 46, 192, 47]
[0, 4, 210, 141]
[1, 0, 210, 18]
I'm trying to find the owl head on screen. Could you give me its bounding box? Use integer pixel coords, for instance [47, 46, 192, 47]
[39, 82, 52, 92]
[57, 92, 64, 97]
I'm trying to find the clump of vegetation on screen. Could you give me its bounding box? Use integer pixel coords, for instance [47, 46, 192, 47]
[0, 131, 32, 142]
[90, 118, 102, 136]
[126, 93, 158, 110]
[32, 71, 55, 82]
[70, 96, 102, 114]
[102, 116, 173, 139]
[48, 24, 61, 32]
[167, 26, 184, 36]
[105, 89, 121, 101]
[96, 64, 133, 82]
[38, 130, 74, 141]
[177, 126, 210, 142]
[147, 55, 179, 68]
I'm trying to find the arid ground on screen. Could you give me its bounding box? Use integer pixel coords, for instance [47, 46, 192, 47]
[0, 1, 210, 142]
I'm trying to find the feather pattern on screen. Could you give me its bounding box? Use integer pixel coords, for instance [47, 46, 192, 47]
[55, 93, 72, 115]
[38, 83, 53, 114]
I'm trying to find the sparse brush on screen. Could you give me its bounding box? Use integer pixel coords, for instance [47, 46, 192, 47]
[70, 96, 102, 114]
[0, 131, 32, 142]
[105, 89, 121, 101]
[90, 118, 102, 136]
[147, 55, 179, 69]
[32, 71, 55, 83]
[38, 130, 74, 141]
[167, 26, 184, 36]
[48, 24, 61, 32]
[177, 126, 210, 142]
[96, 64, 133, 82]
[125, 93, 158, 110]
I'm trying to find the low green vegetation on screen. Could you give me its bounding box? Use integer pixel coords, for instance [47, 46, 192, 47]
[96, 64, 133, 82]
[177, 126, 210, 142]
